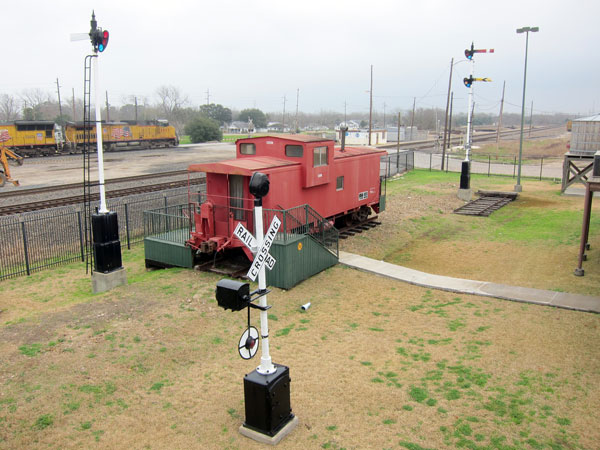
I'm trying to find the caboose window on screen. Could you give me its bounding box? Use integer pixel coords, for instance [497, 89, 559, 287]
[285, 145, 303, 157]
[336, 176, 344, 191]
[313, 146, 328, 167]
[240, 143, 256, 155]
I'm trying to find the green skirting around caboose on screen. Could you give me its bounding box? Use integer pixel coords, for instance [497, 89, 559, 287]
[144, 230, 194, 269]
[266, 235, 338, 290]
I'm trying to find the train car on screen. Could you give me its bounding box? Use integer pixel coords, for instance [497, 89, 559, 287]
[0, 121, 62, 156]
[64, 120, 178, 152]
[186, 134, 387, 258]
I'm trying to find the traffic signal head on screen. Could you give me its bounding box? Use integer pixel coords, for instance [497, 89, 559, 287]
[91, 28, 109, 53]
[463, 76, 473, 88]
[249, 172, 270, 199]
[216, 279, 250, 312]
[465, 43, 475, 60]
[99, 30, 109, 52]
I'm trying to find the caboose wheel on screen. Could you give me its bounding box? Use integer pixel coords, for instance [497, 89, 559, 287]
[357, 207, 370, 222]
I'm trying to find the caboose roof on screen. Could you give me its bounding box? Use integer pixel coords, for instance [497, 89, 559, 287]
[189, 156, 299, 175]
[334, 146, 388, 158]
[236, 134, 332, 144]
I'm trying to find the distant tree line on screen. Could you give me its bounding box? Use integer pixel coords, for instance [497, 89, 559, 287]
[0, 84, 576, 145]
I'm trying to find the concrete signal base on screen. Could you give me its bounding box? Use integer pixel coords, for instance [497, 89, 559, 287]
[457, 188, 473, 202]
[239, 415, 298, 445]
[92, 267, 127, 294]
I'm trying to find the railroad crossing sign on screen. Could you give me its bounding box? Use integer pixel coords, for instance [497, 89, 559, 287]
[233, 215, 281, 281]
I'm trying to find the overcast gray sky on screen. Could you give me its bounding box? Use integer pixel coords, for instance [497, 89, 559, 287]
[2, 0, 599, 117]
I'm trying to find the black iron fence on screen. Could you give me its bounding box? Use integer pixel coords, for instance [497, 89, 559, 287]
[0, 187, 198, 281]
[382, 151, 414, 178]
[420, 151, 563, 180]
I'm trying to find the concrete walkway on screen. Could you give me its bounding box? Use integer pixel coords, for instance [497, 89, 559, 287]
[339, 251, 600, 313]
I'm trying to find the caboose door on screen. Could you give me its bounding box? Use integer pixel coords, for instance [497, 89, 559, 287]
[229, 175, 245, 221]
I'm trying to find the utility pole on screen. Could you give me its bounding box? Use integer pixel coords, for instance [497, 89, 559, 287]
[496, 81, 506, 148]
[105, 91, 110, 122]
[448, 92, 454, 151]
[134, 97, 138, 122]
[282, 95, 286, 131]
[56, 78, 63, 119]
[368, 65, 373, 145]
[441, 58, 453, 170]
[344, 101, 347, 125]
[409, 97, 416, 141]
[396, 112, 401, 154]
[72, 87, 76, 120]
[295, 88, 299, 133]
[528, 100, 533, 137]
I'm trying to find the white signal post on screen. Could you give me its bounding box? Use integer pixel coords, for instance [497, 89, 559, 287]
[465, 57, 475, 162]
[464, 46, 494, 163]
[253, 205, 276, 375]
[93, 54, 108, 213]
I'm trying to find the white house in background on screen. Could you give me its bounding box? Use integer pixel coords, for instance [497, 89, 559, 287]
[337, 128, 387, 145]
[335, 120, 360, 130]
[227, 120, 255, 134]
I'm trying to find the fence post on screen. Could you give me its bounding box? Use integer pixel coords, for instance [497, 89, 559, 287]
[20, 221, 31, 276]
[125, 203, 131, 250]
[513, 156, 517, 178]
[77, 211, 85, 262]
[446, 154, 449, 173]
[540, 157, 543, 181]
[429, 153, 432, 171]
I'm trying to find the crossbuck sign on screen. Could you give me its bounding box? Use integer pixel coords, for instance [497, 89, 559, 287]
[233, 216, 281, 281]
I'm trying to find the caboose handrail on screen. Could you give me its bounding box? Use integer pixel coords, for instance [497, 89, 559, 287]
[264, 204, 338, 258]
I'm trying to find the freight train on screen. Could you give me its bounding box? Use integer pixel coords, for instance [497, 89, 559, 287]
[186, 134, 387, 260]
[0, 119, 178, 157]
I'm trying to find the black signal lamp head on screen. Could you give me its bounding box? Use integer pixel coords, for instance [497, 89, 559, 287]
[249, 172, 270, 199]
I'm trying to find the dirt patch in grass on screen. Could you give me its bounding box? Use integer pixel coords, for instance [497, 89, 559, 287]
[341, 171, 600, 295]
[477, 137, 570, 159]
[0, 252, 599, 449]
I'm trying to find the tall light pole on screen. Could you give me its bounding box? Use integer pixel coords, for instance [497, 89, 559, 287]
[514, 26, 539, 192]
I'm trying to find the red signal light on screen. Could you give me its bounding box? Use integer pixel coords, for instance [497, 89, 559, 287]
[98, 30, 109, 52]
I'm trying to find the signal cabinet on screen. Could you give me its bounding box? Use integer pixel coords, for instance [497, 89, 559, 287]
[242, 364, 294, 436]
[91, 212, 122, 273]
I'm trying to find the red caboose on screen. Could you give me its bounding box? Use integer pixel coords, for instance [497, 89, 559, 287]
[187, 134, 387, 259]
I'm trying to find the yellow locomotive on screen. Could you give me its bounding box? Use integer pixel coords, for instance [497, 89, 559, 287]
[0, 121, 63, 156]
[63, 120, 178, 152]
[0, 119, 178, 157]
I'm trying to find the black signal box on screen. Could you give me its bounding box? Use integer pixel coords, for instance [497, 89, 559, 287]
[91, 212, 122, 273]
[242, 364, 294, 436]
[92, 212, 119, 243]
[216, 279, 249, 312]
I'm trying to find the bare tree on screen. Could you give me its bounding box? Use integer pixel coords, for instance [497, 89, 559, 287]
[20, 88, 55, 120]
[0, 94, 20, 121]
[155, 85, 189, 120]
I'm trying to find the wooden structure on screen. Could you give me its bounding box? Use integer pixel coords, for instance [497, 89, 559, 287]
[563, 114, 600, 192]
[454, 191, 518, 217]
[574, 151, 600, 276]
[561, 153, 596, 192]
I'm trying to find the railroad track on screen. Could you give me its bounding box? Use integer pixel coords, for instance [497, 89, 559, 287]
[379, 125, 563, 152]
[0, 176, 206, 216]
[0, 170, 195, 200]
[338, 216, 381, 239]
